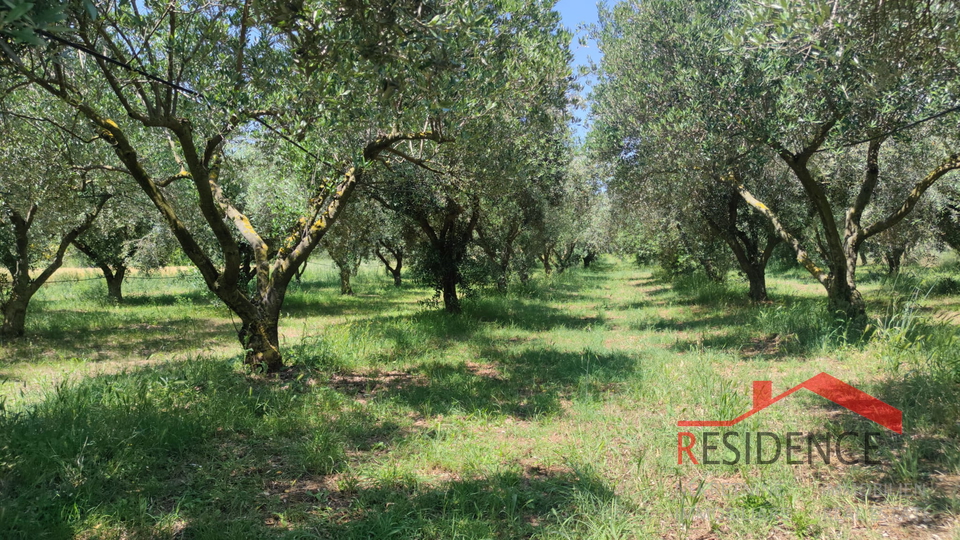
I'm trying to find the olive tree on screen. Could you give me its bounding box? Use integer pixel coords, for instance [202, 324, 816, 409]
[592, 0, 960, 321]
[72, 191, 161, 302]
[2, 0, 550, 371]
[0, 94, 108, 336]
[366, 1, 573, 311]
[721, 0, 960, 322]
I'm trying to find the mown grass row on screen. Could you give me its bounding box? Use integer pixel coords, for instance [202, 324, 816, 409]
[1, 257, 958, 539]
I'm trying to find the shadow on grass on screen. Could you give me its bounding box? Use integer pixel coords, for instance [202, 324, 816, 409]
[108, 289, 217, 307]
[310, 466, 618, 539]
[802, 367, 960, 521]
[465, 297, 607, 332]
[1, 315, 241, 365]
[0, 359, 416, 539]
[288, 295, 618, 372]
[655, 294, 876, 357]
[0, 356, 629, 539]
[367, 347, 638, 419]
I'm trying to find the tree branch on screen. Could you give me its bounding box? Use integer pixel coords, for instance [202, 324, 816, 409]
[862, 153, 960, 240]
[723, 173, 829, 285]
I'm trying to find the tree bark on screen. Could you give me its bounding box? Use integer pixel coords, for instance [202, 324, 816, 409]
[404, 198, 478, 314]
[703, 192, 780, 302]
[79, 110, 443, 371]
[827, 270, 868, 327]
[884, 247, 905, 275]
[555, 243, 578, 274]
[0, 198, 108, 338]
[746, 267, 768, 303]
[732, 137, 959, 324]
[105, 266, 126, 302]
[540, 247, 553, 275]
[339, 266, 354, 295]
[238, 314, 282, 373]
[374, 243, 403, 287]
[15, 35, 455, 372]
[1, 289, 29, 338]
[441, 268, 461, 314]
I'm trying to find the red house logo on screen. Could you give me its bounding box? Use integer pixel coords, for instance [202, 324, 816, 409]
[678, 372, 902, 434]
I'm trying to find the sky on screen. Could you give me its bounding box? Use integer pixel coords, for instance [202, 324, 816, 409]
[554, 0, 603, 141]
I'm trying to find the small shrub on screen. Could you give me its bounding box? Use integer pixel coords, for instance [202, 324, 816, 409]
[928, 275, 960, 296]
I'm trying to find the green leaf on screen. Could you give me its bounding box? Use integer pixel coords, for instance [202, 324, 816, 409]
[83, 0, 98, 20]
[5, 1, 35, 23]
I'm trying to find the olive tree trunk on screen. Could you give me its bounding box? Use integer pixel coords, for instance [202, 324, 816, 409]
[475, 222, 521, 293]
[703, 191, 780, 302]
[732, 130, 960, 326]
[408, 199, 479, 314]
[0, 199, 107, 337]
[374, 243, 403, 287]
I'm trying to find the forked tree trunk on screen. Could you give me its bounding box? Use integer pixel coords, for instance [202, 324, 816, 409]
[71, 239, 133, 303]
[555, 243, 578, 274]
[704, 195, 780, 303]
[330, 256, 356, 295]
[732, 136, 960, 325]
[1, 199, 107, 338]
[403, 199, 478, 315]
[374, 244, 403, 287]
[884, 247, 905, 275]
[103, 266, 127, 302]
[25, 61, 451, 373]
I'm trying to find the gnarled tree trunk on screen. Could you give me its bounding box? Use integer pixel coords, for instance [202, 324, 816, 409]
[0, 198, 107, 338]
[105, 266, 127, 302]
[440, 267, 461, 313]
[337, 265, 354, 295]
[703, 191, 780, 302]
[731, 133, 960, 326]
[883, 246, 906, 276]
[1, 292, 29, 338]
[75, 108, 447, 372]
[374, 242, 403, 287]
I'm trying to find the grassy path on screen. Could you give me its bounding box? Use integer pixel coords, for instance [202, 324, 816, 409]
[1, 259, 958, 538]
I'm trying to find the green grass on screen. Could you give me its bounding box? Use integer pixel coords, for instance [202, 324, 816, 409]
[1, 256, 959, 539]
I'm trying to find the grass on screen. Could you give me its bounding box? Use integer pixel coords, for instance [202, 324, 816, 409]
[1, 256, 958, 539]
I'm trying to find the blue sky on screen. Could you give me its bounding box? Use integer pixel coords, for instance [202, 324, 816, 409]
[554, 0, 603, 140]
